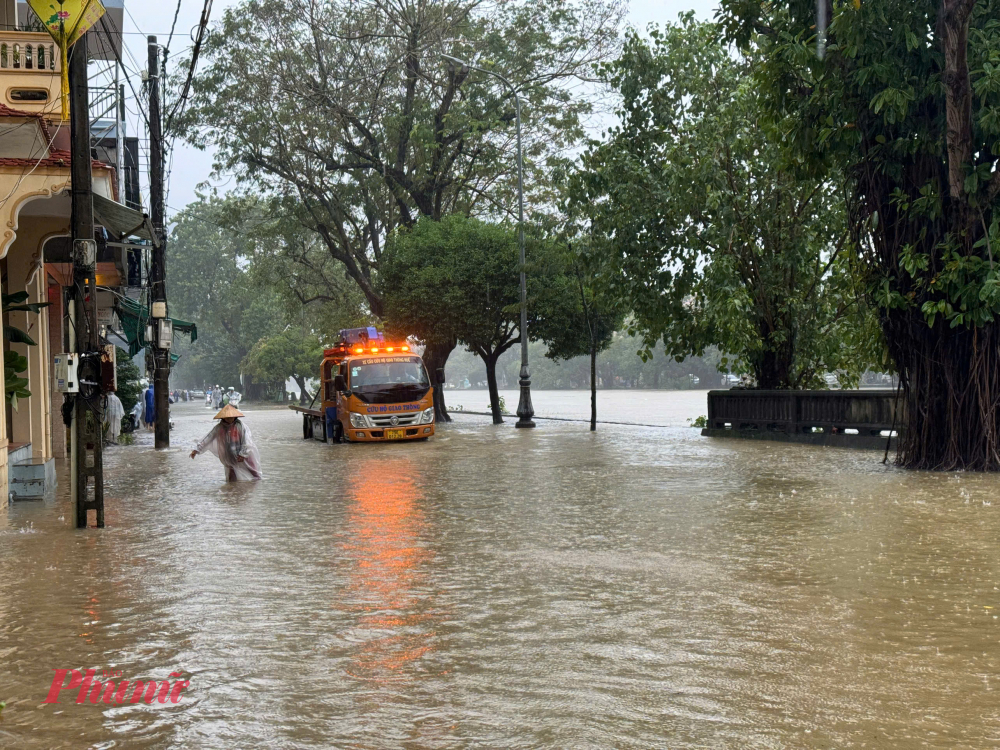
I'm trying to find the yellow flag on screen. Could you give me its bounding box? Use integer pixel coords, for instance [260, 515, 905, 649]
[27, 0, 107, 119]
[28, 0, 106, 44]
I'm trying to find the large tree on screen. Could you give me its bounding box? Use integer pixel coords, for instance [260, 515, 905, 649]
[719, 0, 1000, 469]
[179, 0, 624, 407]
[167, 199, 282, 388]
[241, 326, 326, 404]
[167, 197, 364, 391]
[573, 17, 875, 391]
[379, 215, 571, 424]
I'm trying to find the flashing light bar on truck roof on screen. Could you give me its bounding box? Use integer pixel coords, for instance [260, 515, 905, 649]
[324, 328, 411, 359]
[350, 344, 410, 354]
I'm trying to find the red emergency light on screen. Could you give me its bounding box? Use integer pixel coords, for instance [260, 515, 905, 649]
[328, 340, 412, 358]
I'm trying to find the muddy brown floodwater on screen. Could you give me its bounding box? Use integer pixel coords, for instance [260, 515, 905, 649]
[2, 394, 1000, 748]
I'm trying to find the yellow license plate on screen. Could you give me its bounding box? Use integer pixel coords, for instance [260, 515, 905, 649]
[384, 428, 405, 440]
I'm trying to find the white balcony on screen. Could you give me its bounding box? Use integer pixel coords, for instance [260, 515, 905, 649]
[0, 31, 61, 113]
[0, 32, 60, 73]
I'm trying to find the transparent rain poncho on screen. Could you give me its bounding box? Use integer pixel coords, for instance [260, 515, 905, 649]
[103, 393, 124, 442]
[194, 419, 263, 481]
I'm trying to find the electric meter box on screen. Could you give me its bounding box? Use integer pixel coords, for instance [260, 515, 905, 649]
[54, 353, 79, 393]
[72, 239, 96, 266]
[157, 319, 173, 350]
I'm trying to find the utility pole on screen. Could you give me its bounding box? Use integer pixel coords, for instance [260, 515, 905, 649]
[148, 36, 170, 449]
[69, 34, 104, 528]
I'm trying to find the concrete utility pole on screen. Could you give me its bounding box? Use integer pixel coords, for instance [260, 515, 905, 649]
[69, 34, 105, 528]
[148, 36, 170, 449]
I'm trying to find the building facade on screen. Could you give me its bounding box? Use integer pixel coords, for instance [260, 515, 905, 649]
[0, 3, 135, 506]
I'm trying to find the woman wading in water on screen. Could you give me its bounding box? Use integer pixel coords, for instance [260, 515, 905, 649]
[190, 404, 262, 481]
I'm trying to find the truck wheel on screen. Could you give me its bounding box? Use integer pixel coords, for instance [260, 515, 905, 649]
[303, 415, 312, 439]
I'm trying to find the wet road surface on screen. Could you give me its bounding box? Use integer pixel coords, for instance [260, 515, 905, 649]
[1, 397, 1000, 748]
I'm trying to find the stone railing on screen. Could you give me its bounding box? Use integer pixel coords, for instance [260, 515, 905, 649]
[703, 389, 903, 449]
[0, 32, 60, 73]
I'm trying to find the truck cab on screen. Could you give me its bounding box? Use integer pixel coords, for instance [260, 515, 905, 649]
[295, 328, 435, 443]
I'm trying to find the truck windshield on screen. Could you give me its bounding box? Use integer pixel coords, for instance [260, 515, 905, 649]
[349, 357, 430, 403]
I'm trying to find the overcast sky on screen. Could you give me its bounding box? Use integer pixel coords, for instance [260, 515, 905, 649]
[118, 0, 717, 215]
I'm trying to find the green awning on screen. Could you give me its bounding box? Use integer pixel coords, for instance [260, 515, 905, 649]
[114, 297, 197, 357]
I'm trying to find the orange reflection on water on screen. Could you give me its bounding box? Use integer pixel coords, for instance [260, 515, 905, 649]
[338, 455, 436, 685]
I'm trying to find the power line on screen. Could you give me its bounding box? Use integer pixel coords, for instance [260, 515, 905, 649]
[0, 118, 65, 211]
[97, 14, 150, 131]
[122, 4, 150, 41]
[165, 0, 212, 133]
[0, 23, 180, 35]
[109, 5, 153, 86]
[166, 0, 184, 54]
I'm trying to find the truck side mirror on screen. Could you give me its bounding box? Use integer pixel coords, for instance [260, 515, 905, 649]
[435, 367, 445, 385]
[333, 374, 347, 392]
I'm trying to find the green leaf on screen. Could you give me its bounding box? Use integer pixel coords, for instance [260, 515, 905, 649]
[3, 325, 36, 347]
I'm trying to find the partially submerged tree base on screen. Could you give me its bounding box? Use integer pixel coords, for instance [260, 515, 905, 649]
[423, 339, 455, 423]
[893, 318, 1000, 470]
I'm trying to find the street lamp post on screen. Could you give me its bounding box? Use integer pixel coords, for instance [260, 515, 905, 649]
[443, 54, 535, 428]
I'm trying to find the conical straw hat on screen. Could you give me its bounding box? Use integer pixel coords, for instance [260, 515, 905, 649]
[213, 404, 244, 419]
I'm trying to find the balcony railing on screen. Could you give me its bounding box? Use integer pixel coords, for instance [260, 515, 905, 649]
[0, 32, 60, 73]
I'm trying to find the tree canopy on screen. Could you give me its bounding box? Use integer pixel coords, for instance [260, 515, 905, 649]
[178, 0, 624, 318]
[241, 326, 326, 403]
[379, 215, 578, 423]
[379, 216, 526, 422]
[573, 16, 875, 390]
[167, 196, 366, 393]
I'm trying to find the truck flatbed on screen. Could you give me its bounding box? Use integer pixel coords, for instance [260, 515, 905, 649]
[290, 404, 327, 441]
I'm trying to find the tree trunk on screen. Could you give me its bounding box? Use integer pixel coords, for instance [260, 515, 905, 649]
[882, 0, 988, 469]
[887, 311, 1000, 470]
[753, 326, 795, 389]
[422, 338, 456, 422]
[293, 375, 311, 405]
[485, 353, 503, 424]
[590, 342, 597, 432]
[755, 351, 782, 390]
[940, 0, 975, 201]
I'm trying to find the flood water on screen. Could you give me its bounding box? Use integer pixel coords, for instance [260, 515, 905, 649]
[443, 387, 709, 426]
[2, 392, 1000, 748]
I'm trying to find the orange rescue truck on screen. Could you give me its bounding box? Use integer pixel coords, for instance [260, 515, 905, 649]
[291, 328, 435, 443]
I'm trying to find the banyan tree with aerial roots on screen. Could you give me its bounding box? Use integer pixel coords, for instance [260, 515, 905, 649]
[720, 0, 1000, 470]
